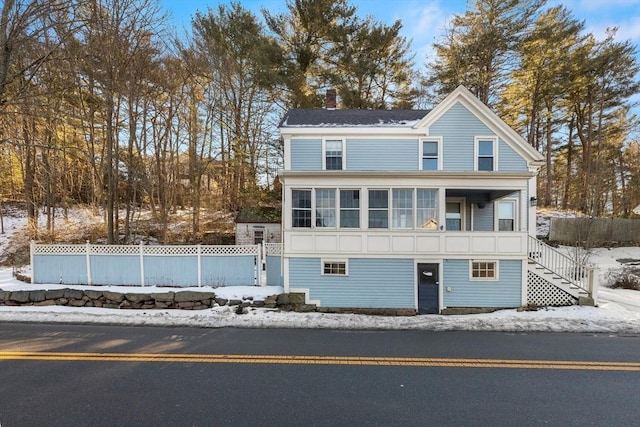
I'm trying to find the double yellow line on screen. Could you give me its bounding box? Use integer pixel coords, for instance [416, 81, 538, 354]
[1, 351, 639, 371]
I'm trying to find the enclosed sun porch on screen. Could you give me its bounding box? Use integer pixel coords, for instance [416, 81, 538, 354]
[281, 172, 537, 259]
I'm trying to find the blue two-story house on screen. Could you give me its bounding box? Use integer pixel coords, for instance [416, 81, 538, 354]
[278, 86, 596, 314]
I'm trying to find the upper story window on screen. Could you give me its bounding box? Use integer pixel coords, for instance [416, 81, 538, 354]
[292, 189, 312, 228]
[324, 139, 344, 170]
[368, 189, 389, 228]
[476, 137, 497, 171]
[315, 189, 336, 227]
[392, 189, 413, 228]
[340, 189, 360, 228]
[497, 200, 515, 231]
[421, 138, 441, 171]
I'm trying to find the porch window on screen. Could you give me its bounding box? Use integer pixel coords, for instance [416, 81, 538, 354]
[421, 139, 440, 171]
[417, 189, 438, 229]
[324, 139, 344, 170]
[368, 189, 389, 228]
[316, 189, 336, 227]
[498, 201, 515, 231]
[476, 138, 496, 171]
[322, 260, 347, 276]
[471, 261, 498, 280]
[292, 189, 312, 228]
[392, 189, 413, 228]
[340, 189, 360, 228]
[445, 202, 462, 230]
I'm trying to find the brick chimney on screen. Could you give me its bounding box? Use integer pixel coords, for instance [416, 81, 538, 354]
[325, 88, 337, 110]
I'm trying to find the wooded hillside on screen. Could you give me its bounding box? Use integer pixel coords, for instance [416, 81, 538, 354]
[0, 0, 638, 244]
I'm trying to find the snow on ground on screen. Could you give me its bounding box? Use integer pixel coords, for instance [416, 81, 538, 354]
[0, 206, 638, 333]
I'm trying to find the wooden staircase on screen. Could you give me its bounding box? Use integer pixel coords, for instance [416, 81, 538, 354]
[527, 236, 597, 304]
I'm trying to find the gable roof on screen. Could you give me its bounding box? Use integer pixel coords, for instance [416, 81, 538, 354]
[416, 85, 544, 163]
[279, 109, 430, 128]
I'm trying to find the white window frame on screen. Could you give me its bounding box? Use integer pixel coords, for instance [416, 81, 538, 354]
[470, 260, 499, 281]
[419, 137, 442, 171]
[315, 188, 337, 228]
[322, 138, 346, 171]
[416, 189, 439, 230]
[321, 259, 348, 276]
[445, 197, 466, 231]
[392, 188, 414, 229]
[474, 136, 498, 172]
[291, 188, 312, 228]
[496, 199, 517, 232]
[338, 188, 360, 229]
[368, 188, 390, 229]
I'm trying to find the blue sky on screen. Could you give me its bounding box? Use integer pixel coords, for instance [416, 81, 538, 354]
[161, 0, 640, 65]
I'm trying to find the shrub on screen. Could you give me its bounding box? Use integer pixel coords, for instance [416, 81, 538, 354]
[610, 267, 640, 291]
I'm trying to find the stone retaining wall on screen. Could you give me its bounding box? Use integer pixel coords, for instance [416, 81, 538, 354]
[0, 288, 416, 315]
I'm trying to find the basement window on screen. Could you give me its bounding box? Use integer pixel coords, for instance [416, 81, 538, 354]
[322, 260, 348, 276]
[471, 261, 498, 280]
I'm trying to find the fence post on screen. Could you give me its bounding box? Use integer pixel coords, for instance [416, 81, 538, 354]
[86, 241, 92, 286]
[30, 240, 35, 284]
[139, 242, 145, 287]
[587, 266, 599, 305]
[197, 244, 202, 287]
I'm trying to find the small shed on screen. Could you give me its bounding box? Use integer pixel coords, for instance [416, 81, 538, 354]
[235, 207, 282, 245]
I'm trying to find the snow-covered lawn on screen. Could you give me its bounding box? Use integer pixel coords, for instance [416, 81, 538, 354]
[0, 206, 638, 333]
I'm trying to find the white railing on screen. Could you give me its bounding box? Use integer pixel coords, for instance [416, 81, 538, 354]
[527, 236, 597, 298]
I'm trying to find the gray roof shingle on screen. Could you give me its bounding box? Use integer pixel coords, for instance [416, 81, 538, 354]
[279, 109, 431, 127]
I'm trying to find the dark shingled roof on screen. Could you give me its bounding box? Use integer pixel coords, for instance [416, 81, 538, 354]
[279, 109, 431, 127]
[235, 207, 281, 223]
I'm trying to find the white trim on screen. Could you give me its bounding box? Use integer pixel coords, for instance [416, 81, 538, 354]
[321, 259, 349, 276]
[474, 136, 498, 171]
[283, 137, 292, 170]
[445, 197, 466, 231]
[419, 137, 443, 171]
[469, 260, 499, 281]
[322, 137, 346, 171]
[495, 198, 518, 232]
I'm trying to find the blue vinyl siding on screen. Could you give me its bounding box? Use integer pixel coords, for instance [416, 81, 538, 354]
[432, 103, 490, 171]
[291, 139, 322, 170]
[347, 139, 418, 170]
[498, 141, 528, 171]
[431, 102, 528, 172]
[472, 202, 494, 231]
[33, 254, 88, 285]
[289, 257, 414, 308]
[443, 259, 522, 307]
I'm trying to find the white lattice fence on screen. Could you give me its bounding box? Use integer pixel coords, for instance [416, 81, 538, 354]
[527, 272, 576, 306]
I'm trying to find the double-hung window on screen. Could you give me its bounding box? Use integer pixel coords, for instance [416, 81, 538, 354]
[417, 189, 438, 229]
[476, 137, 496, 171]
[497, 200, 515, 231]
[324, 139, 344, 170]
[315, 189, 336, 228]
[392, 189, 413, 228]
[340, 190, 360, 228]
[292, 189, 312, 228]
[368, 190, 389, 228]
[421, 139, 440, 171]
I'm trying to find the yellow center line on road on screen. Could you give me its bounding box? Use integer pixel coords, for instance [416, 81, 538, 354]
[1, 351, 639, 371]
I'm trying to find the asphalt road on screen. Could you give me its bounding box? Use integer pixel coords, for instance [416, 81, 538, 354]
[0, 323, 638, 427]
